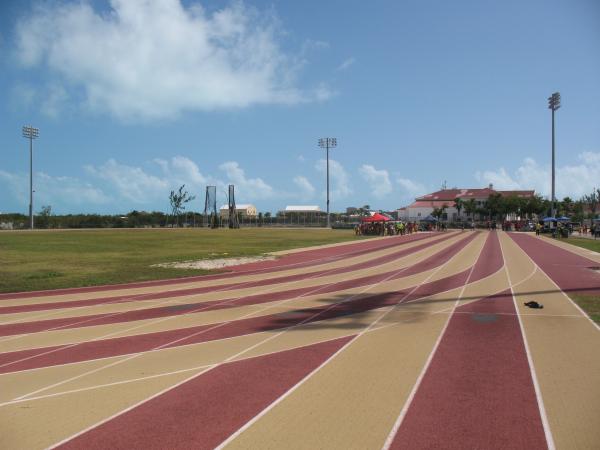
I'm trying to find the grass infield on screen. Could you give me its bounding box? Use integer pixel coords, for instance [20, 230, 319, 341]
[0, 228, 367, 293]
[553, 237, 600, 324]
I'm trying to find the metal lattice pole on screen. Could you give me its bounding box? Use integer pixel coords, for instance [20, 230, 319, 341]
[318, 137, 337, 228]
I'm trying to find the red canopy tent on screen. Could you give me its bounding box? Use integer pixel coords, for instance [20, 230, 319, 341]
[361, 213, 391, 222]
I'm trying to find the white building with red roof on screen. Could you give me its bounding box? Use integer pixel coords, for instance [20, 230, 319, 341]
[398, 184, 535, 222]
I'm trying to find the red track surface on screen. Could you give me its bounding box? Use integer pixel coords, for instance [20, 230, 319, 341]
[0, 234, 490, 373]
[509, 233, 600, 296]
[9, 231, 590, 450]
[0, 233, 435, 301]
[57, 336, 352, 450]
[388, 289, 547, 449]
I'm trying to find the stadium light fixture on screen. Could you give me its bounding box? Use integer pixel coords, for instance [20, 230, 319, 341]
[318, 137, 337, 228]
[548, 92, 560, 218]
[22, 125, 39, 230]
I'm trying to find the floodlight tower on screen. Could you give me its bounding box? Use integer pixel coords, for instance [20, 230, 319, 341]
[548, 92, 561, 218]
[318, 137, 337, 228]
[22, 125, 39, 230]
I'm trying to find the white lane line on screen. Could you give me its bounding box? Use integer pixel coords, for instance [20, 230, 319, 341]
[513, 234, 600, 332]
[214, 233, 484, 450]
[2, 232, 439, 305]
[380, 233, 487, 450]
[0, 233, 463, 378]
[8, 234, 468, 401]
[500, 232, 556, 450]
[47, 234, 463, 450]
[0, 233, 452, 340]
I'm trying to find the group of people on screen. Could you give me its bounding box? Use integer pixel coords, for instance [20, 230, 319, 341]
[355, 221, 419, 236]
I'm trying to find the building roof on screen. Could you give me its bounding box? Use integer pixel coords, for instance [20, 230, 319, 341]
[416, 187, 535, 201]
[284, 205, 321, 212]
[407, 200, 454, 208]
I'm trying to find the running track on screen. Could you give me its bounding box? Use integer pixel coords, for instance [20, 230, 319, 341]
[1, 231, 598, 449]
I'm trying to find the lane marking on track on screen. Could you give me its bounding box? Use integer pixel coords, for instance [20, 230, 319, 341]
[9, 234, 470, 403]
[512, 234, 600, 332]
[500, 232, 556, 450]
[0, 233, 454, 342]
[46, 234, 470, 450]
[214, 233, 483, 450]
[2, 233, 447, 302]
[380, 233, 486, 450]
[1, 233, 466, 383]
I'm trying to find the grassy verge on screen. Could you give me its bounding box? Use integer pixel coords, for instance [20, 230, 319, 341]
[0, 228, 367, 293]
[570, 294, 600, 324]
[558, 237, 600, 253]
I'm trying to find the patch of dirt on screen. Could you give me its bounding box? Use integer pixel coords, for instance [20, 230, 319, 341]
[152, 255, 276, 270]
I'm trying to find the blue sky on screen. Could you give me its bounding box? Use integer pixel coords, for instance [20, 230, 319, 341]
[1, 0, 599, 214]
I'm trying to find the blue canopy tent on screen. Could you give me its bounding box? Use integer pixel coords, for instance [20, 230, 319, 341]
[421, 215, 438, 222]
[556, 216, 571, 222]
[542, 217, 557, 222]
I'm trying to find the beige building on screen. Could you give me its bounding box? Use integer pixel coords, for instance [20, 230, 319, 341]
[219, 204, 258, 219]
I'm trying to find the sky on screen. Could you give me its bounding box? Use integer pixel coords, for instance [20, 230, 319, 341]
[1, 0, 599, 215]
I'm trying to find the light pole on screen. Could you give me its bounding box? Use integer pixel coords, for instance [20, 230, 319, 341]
[22, 125, 39, 230]
[318, 137, 337, 228]
[548, 92, 560, 218]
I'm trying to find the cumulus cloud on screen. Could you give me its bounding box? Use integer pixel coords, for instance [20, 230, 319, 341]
[85, 159, 169, 204]
[359, 164, 392, 198]
[15, 0, 327, 120]
[397, 177, 427, 198]
[0, 169, 110, 211]
[219, 161, 274, 199]
[293, 175, 315, 199]
[475, 151, 600, 199]
[315, 159, 352, 199]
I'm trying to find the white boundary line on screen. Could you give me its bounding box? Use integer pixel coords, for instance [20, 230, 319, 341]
[213, 233, 484, 450]
[0, 237, 474, 380]
[380, 232, 486, 450]
[46, 233, 471, 450]
[511, 233, 600, 332]
[11, 234, 472, 403]
[0, 233, 465, 380]
[500, 232, 556, 450]
[0, 233, 454, 341]
[1, 232, 444, 303]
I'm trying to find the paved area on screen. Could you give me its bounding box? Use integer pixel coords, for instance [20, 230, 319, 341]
[0, 231, 598, 449]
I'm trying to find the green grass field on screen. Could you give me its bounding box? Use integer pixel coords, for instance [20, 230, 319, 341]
[562, 237, 600, 253]
[560, 238, 600, 324]
[0, 228, 366, 293]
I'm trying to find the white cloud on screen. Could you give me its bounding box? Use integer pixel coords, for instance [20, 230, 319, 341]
[337, 57, 355, 71]
[397, 177, 427, 198]
[0, 169, 110, 211]
[475, 151, 600, 199]
[219, 161, 274, 199]
[85, 159, 169, 204]
[315, 159, 352, 199]
[293, 175, 315, 199]
[15, 0, 328, 120]
[359, 164, 392, 198]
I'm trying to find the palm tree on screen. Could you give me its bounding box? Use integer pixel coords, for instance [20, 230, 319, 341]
[464, 199, 477, 220]
[454, 198, 463, 221]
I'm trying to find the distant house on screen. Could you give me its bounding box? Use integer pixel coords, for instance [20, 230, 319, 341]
[398, 184, 535, 222]
[219, 204, 257, 219]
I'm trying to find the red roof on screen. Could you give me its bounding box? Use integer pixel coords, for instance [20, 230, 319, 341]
[408, 200, 453, 208]
[416, 187, 534, 201]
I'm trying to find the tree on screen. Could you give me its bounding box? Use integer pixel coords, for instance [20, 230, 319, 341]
[485, 193, 503, 220]
[169, 185, 196, 227]
[454, 198, 463, 221]
[463, 199, 477, 220]
[37, 205, 52, 229]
